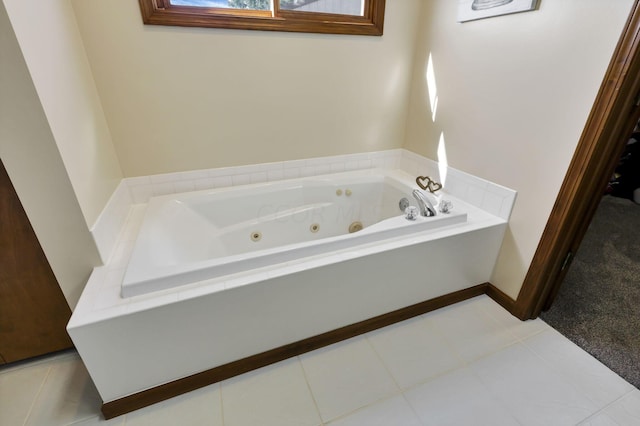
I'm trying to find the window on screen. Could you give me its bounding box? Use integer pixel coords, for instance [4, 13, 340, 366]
[138, 0, 386, 36]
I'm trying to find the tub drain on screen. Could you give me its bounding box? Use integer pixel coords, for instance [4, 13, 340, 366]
[250, 231, 262, 242]
[349, 221, 363, 233]
[310, 223, 320, 233]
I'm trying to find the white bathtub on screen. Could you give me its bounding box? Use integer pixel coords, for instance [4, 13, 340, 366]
[68, 165, 514, 418]
[122, 170, 466, 297]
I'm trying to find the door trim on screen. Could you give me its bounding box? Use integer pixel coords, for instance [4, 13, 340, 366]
[513, 0, 640, 320]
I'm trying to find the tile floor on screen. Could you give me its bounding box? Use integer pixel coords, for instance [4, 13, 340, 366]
[2, 295, 639, 426]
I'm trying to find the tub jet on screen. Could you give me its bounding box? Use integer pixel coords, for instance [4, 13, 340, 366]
[349, 221, 363, 233]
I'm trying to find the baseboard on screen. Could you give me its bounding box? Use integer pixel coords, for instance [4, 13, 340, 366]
[101, 283, 488, 419]
[485, 283, 523, 319]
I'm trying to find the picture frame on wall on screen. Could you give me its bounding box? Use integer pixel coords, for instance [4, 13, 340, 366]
[457, 0, 539, 23]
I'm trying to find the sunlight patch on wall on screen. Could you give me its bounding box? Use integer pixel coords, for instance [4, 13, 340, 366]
[426, 53, 439, 122]
[437, 132, 448, 185]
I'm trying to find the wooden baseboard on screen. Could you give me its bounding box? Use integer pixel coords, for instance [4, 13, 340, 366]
[485, 283, 521, 319]
[102, 283, 489, 419]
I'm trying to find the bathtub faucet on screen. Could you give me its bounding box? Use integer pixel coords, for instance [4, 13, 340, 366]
[412, 189, 437, 217]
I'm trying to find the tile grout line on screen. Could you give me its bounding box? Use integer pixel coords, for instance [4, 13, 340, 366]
[21, 365, 52, 426]
[217, 382, 225, 426]
[574, 389, 635, 425]
[398, 393, 428, 426]
[296, 355, 325, 425]
[363, 333, 404, 395]
[414, 304, 527, 425]
[519, 329, 635, 414]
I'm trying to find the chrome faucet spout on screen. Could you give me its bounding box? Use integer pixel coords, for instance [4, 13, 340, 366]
[412, 189, 437, 217]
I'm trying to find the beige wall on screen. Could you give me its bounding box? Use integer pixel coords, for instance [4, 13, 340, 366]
[0, 1, 102, 308]
[70, 0, 422, 177]
[3, 0, 634, 308]
[404, 0, 634, 299]
[2, 0, 122, 227]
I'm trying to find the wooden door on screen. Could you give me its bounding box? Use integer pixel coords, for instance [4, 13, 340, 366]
[0, 159, 73, 364]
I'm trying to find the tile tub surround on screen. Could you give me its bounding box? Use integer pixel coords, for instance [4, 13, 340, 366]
[89, 149, 515, 263]
[73, 151, 517, 417]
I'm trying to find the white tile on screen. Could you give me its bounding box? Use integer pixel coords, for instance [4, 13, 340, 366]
[283, 159, 307, 169]
[481, 190, 504, 217]
[601, 390, 640, 425]
[221, 358, 320, 426]
[524, 329, 633, 408]
[330, 162, 346, 173]
[358, 159, 372, 169]
[212, 175, 232, 188]
[327, 395, 422, 426]
[152, 182, 175, 197]
[208, 167, 234, 178]
[0, 361, 50, 426]
[314, 163, 332, 175]
[383, 157, 398, 169]
[24, 355, 102, 426]
[149, 171, 186, 184]
[345, 160, 359, 171]
[231, 173, 251, 186]
[250, 171, 268, 183]
[129, 184, 154, 204]
[470, 342, 599, 426]
[283, 168, 300, 179]
[579, 412, 622, 426]
[174, 179, 195, 194]
[126, 384, 222, 426]
[194, 177, 216, 190]
[300, 166, 316, 177]
[267, 169, 284, 181]
[474, 295, 549, 341]
[240, 162, 272, 173]
[124, 176, 151, 186]
[300, 337, 398, 422]
[465, 183, 486, 208]
[499, 195, 516, 220]
[70, 414, 125, 425]
[306, 157, 331, 167]
[367, 316, 463, 389]
[407, 161, 422, 177]
[182, 169, 210, 180]
[426, 297, 519, 362]
[404, 367, 519, 426]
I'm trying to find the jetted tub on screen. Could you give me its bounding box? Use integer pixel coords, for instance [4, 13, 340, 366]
[122, 170, 467, 297]
[68, 165, 514, 416]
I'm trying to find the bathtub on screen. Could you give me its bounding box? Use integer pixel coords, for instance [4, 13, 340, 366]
[68, 165, 514, 419]
[122, 170, 467, 297]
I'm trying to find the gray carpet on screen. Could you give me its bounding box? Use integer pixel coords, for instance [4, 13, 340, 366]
[540, 195, 640, 389]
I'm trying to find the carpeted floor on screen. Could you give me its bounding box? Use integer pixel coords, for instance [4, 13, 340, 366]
[541, 195, 640, 389]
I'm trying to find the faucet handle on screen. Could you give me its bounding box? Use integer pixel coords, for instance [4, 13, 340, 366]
[439, 199, 453, 214]
[405, 206, 419, 221]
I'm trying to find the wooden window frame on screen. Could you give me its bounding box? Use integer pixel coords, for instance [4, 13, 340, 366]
[138, 0, 386, 36]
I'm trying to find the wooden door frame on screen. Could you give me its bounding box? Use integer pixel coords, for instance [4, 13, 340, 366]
[510, 0, 640, 320]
